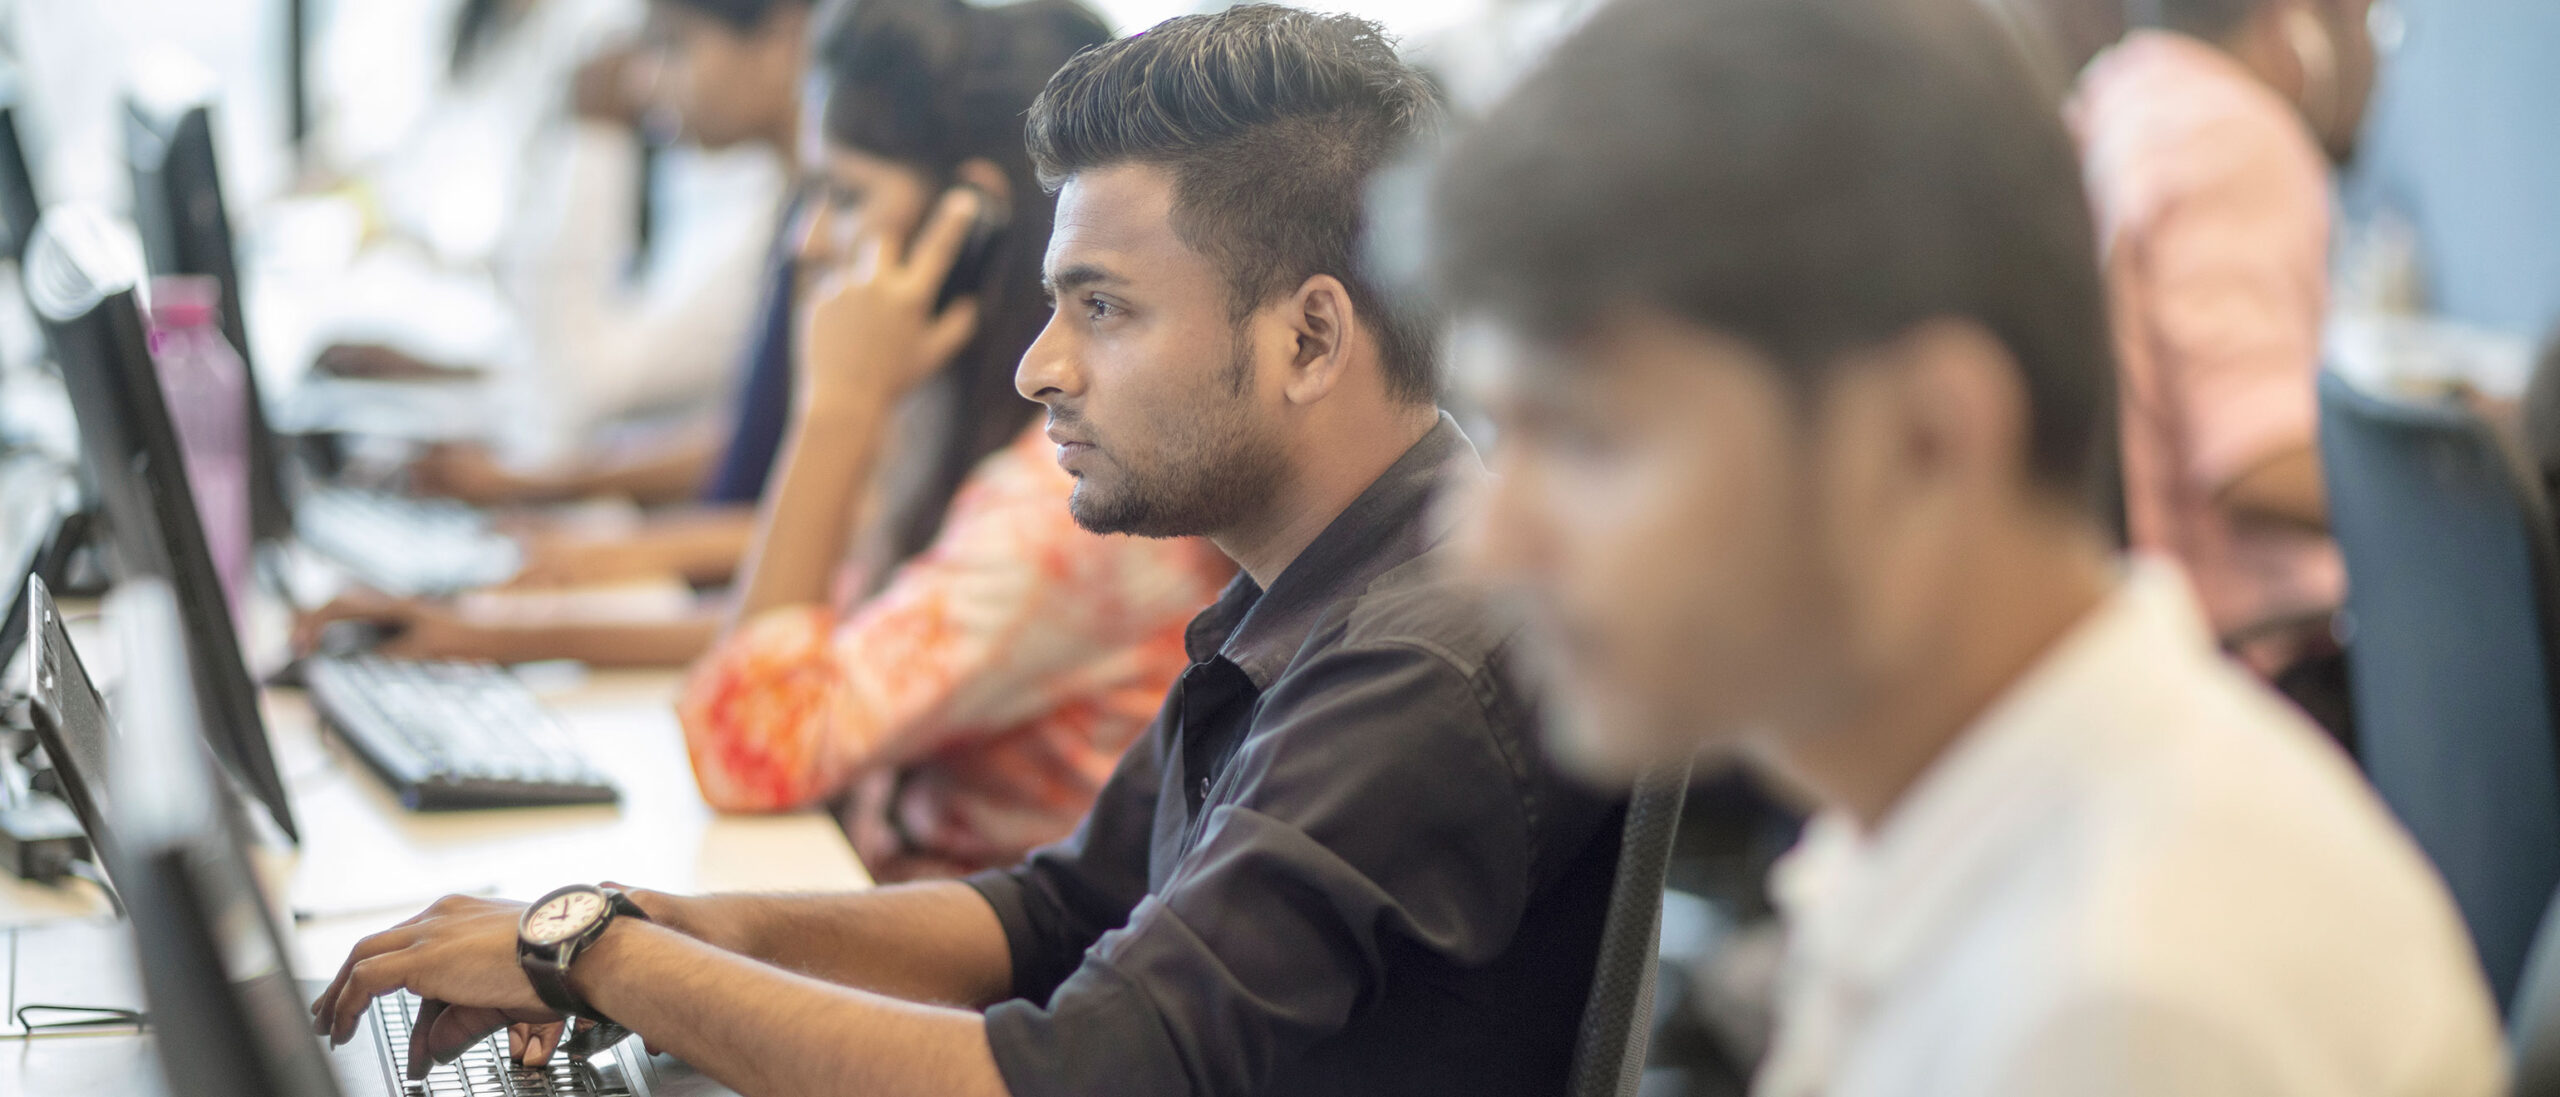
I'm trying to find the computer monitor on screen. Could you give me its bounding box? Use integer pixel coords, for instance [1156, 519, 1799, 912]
[124, 87, 292, 543]
[24, 573, 116, 892]
[0, 463, 75, 676]
[286, 0, 314, 162]
[0, 88, 42, 266]
[98, 578, 342, 1097]
[22, 205, 300, 844]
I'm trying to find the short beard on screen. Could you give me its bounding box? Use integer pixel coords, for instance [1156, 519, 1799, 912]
[1069, 333, 1285, 538]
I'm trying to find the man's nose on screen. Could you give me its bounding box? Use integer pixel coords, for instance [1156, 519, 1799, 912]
[1017, 313, 1080, 403]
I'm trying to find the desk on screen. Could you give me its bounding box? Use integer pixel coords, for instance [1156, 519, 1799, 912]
[274, 668, 870, 975]
[0, 662, 869, 1093]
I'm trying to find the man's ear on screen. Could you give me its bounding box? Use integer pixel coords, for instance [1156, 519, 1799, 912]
[1825, 318, 2030, 517]
[1813, 318, 2031, 669]
[1276, 274, 1358, 407]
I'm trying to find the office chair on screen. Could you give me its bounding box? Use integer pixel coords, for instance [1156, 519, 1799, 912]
[2519, 331, 2560, 509]
[1567, 759, 1693, 1097]
[2319, 370, 2560, 1013]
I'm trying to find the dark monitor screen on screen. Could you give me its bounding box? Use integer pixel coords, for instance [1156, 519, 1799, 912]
[0, 99, 41, 266]
[25, 573, 115, 873]
[23, 205, 300, 844]
[124, 93, 291, 543]
[100, 578, 341, 1097]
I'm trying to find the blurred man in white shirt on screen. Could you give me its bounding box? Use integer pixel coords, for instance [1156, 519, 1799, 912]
[1424, 0, 2506, 1093]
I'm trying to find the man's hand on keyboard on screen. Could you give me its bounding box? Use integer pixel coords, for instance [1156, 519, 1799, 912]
[292, 590, 468, 660]
[309, 893, 562, 1081]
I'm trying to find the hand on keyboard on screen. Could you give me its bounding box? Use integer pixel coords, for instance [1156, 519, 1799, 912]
[310, 893, 557, 1081]
[294, 589, 477, 661]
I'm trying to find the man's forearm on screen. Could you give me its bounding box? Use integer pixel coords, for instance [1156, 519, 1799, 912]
[624, 508, 758, 584]
[574, 919, 1011, 1097]
[463, 616, 720, 668]
[566, 418, 728, 506]
[641, 880, 1015, 1008]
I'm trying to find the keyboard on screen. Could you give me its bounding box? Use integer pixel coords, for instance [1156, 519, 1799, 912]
[296, 487, 521, 597]
[304, 655, 620, 811]
[376, 990, 634, 1096]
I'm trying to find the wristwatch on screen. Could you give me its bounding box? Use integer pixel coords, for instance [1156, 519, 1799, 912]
[517, 884, 651, 1054]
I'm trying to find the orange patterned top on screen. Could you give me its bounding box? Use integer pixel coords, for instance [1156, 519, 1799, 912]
[676, 424, 1231, 881]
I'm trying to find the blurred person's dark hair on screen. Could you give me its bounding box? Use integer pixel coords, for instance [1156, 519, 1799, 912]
[1982, 0, 2128, 90]
[1428, 0, 2117, 505]
[2127, 0, 2266, 41]
[455, 0, 816, 80]
[813, 0, 1112, 561]
[1024, 4, 1446, 404]
[669, 0, 819, 32]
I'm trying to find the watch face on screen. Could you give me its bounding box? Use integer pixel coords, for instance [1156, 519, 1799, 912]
[523, 889, 609, 947]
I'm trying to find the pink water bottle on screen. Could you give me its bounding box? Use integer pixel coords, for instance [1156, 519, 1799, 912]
[145, 275, 253, 616]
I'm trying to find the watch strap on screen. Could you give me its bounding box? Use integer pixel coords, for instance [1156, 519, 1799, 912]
[520, 946, 587, 1020]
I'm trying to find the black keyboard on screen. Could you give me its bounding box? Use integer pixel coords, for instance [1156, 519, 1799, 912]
[296, 487, 521, 597]
[375, 990, 633, 1096]
[304, 656, 619, 811]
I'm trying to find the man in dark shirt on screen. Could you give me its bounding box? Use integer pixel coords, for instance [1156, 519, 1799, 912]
[308, 8, 1625, 1097]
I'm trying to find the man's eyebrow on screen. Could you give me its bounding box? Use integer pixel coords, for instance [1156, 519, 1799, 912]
[1042, 263, 1124, 297]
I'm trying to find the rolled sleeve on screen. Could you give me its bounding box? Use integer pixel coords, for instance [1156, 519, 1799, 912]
[982, 642, 1546, 1097]
[965, 723, 1167, 1003]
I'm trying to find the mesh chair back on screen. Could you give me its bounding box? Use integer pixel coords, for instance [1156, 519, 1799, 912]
[1567, 759, 1693, 1097]
[2319, 370, 2560, 1011]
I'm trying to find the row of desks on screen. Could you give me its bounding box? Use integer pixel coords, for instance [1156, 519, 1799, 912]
[0, 646, 869, 1094]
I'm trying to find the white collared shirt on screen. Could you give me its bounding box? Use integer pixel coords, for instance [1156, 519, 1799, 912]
[1754, 562, 2506, 1097]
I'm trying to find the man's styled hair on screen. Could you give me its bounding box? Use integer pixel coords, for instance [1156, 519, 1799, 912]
[1024, 4, 1445, 404]
[1429, 0, 2118, 503]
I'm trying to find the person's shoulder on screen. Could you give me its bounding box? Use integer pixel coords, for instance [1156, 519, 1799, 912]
[2021, 657, 2505, 1093]
[1949, 974, 2505, 1097]
[2071, 32, 2324, 213]
[1312, 541, 1526, 683]
[1242, 547, 1617, 880]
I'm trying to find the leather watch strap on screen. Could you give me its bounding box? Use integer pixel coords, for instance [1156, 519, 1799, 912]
[521, 948, 586, 1020]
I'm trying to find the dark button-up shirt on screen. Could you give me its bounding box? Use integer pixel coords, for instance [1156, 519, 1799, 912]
[964, 415, 1625, 1097]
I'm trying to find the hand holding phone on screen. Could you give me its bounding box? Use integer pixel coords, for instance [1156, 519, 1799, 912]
[933, 185, 1007, 313]
[795, 185, 1002, 415]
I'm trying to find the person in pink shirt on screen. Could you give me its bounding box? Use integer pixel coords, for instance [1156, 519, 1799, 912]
[2068, 0, 2380, 738]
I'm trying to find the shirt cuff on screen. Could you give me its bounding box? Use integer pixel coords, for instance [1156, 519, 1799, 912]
[984, 958, 1190, 1097]
[963, 868, 1039, 1000]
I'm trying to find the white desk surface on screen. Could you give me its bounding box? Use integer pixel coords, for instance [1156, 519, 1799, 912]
[272, 668, 871, 975]
[0, 662, 871, 1092]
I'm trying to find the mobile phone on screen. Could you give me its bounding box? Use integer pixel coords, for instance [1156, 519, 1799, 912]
[934, 186, 1008, 313]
